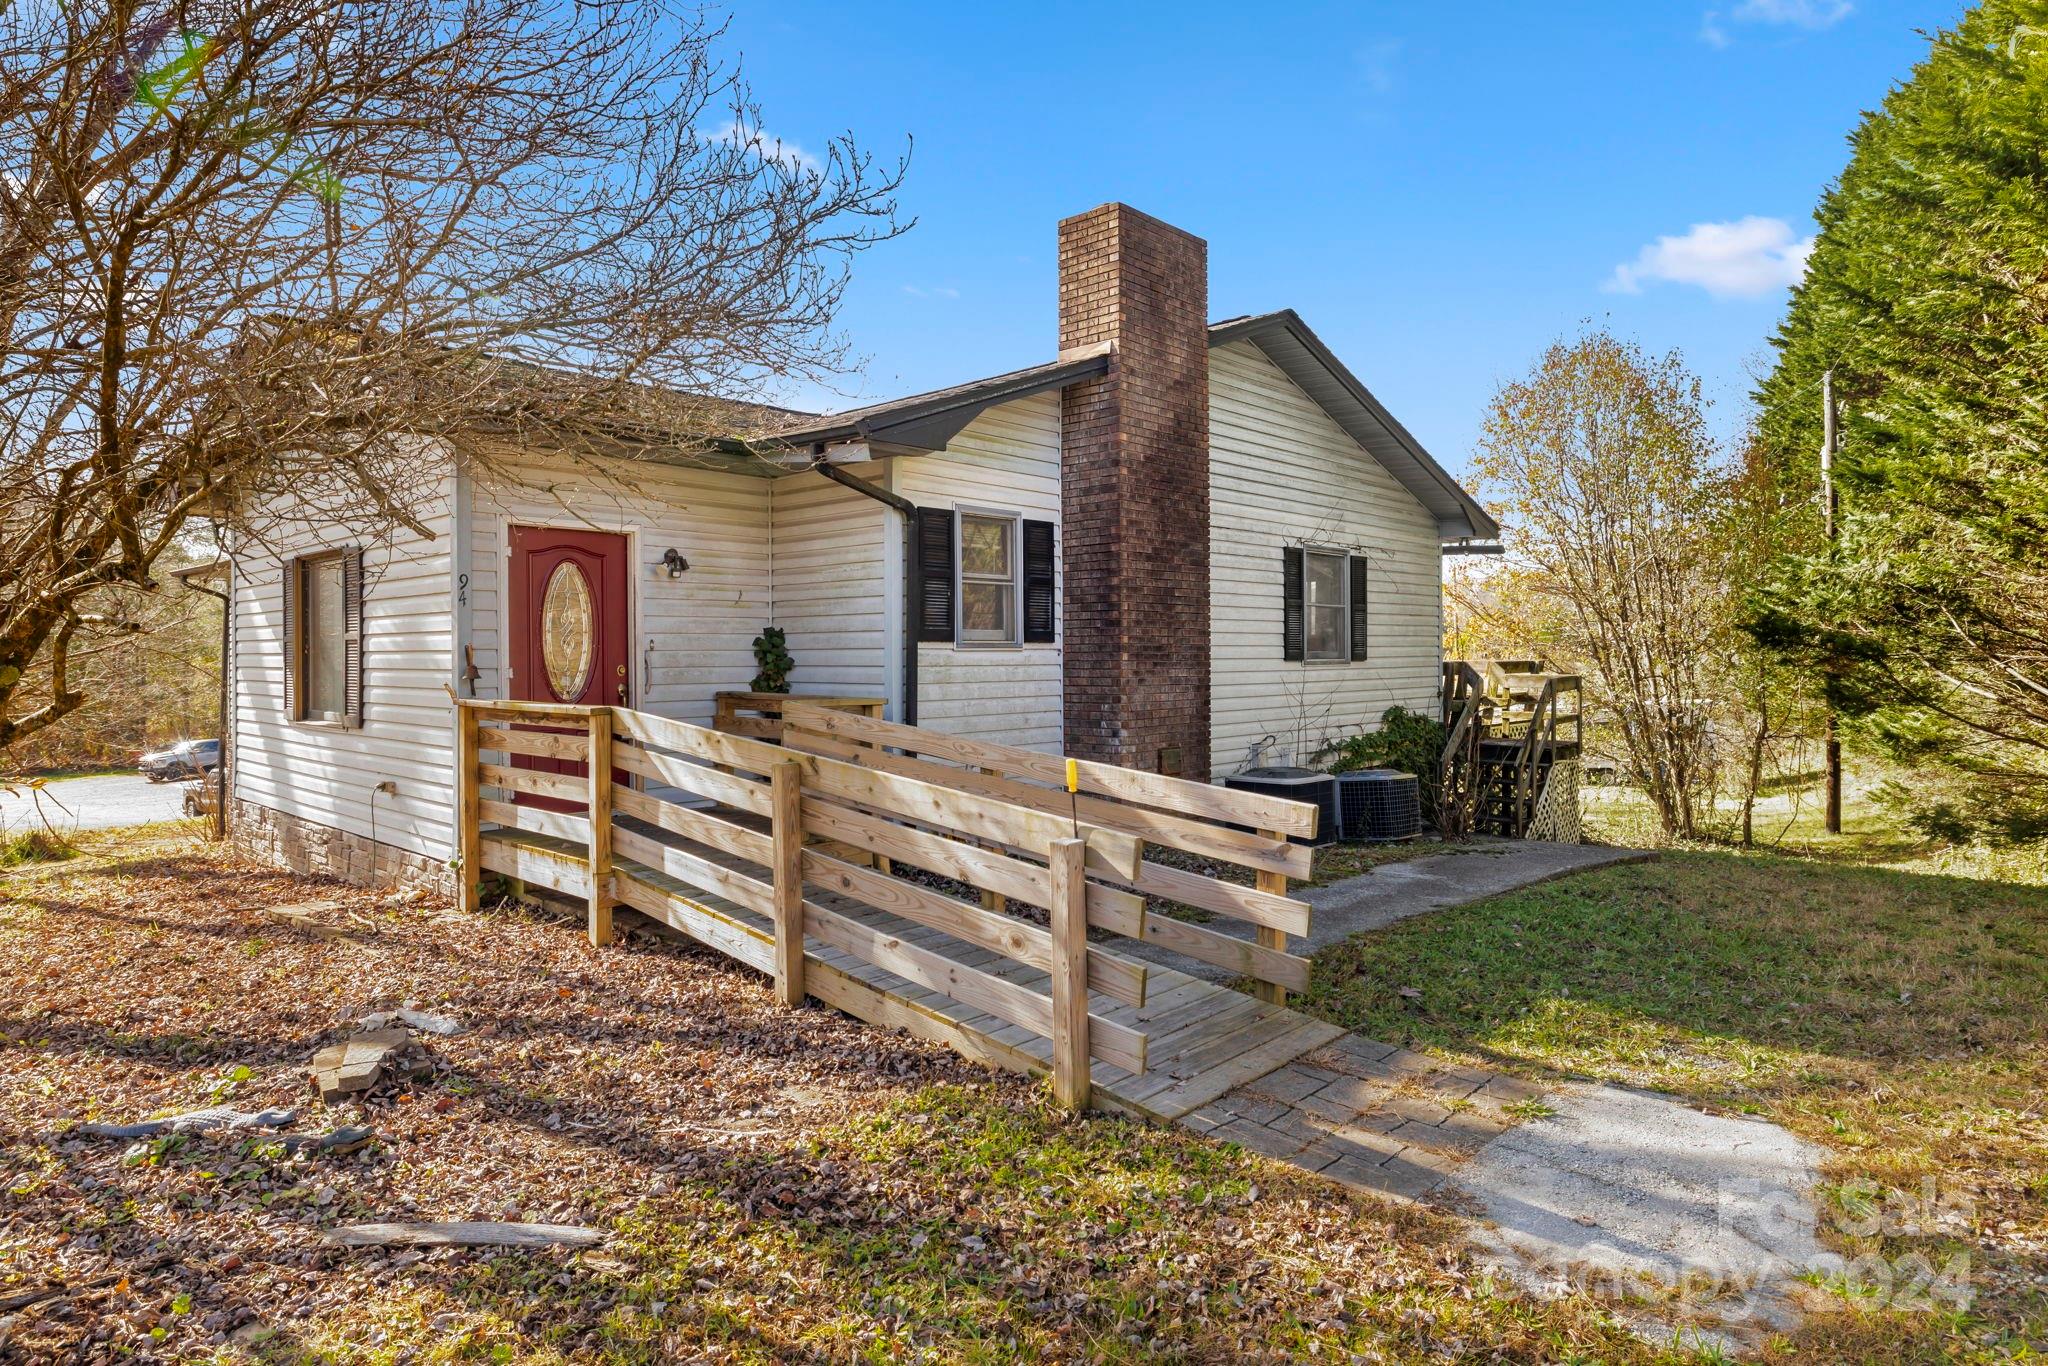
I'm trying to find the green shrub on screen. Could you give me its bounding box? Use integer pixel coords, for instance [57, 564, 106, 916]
[1313, 706, 1447, 822]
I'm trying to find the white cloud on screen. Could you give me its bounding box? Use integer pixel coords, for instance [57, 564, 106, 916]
[1701, 0, 1850, 47]
[711, 118, 819, 174]
[1603, 216, 1815, 299]
[901, 284, 960, 300]
[1733, 0, 1852, 27]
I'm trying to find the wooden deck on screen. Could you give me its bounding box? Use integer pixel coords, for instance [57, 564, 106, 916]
[481, 824, 1346, 1121]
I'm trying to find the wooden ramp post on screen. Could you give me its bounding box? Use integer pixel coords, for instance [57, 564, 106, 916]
[1255, 827, 1288, 1006]
[586, 709, 614, 947]
[1048, 837, 1090, 1111]
[770, 760, 806, 1006]
[456, 703, 482, 914]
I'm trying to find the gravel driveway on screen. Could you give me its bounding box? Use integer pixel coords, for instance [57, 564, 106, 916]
[0, 772, 192, 833]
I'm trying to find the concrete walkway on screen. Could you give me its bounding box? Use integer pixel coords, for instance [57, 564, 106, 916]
[1297, 838, 1654, 948]
[1122, 838, 1654, 984]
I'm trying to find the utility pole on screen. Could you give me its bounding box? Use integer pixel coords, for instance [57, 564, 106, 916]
[1821, 369, 1843, 835]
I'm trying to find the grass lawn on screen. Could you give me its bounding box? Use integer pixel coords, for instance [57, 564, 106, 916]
[1296, 798, 2048, 1358]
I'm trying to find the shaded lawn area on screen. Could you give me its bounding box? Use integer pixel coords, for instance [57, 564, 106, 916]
[1296, 849, 2048, 1358]
[2, 827, 1720, 1364]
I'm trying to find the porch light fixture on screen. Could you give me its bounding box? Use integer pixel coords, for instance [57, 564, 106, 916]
[661, 548, 689, 578]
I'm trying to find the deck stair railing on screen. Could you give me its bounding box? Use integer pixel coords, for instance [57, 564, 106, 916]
[455, 699, 1319, 1111]
[1439, 661, 1583, 838]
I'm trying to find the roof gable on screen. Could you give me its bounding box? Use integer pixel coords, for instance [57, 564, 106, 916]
[1207, 311, 1498, 542]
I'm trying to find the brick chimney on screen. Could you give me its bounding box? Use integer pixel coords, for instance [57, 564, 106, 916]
[1058, 203, 1211, 776]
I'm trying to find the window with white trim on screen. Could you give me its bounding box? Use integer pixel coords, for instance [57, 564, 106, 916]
[956, 510, 1020, 645]
[1303, 549, 1348, 661]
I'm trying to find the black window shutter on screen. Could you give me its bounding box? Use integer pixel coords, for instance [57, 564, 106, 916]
[1022, 519, 1056, 644]
[342, 548, 365, 727]
[1282, 546, 1305, 661]
[282, 559, 299, 718]
[916, 508, 955, 643]
[1349, 553, 1370, 661]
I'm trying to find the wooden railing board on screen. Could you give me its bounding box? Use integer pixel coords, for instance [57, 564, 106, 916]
[796, 797, 1147, 936]
[612, 827, 774, 922]
[611, 741, 772, 817]
[774, 700, 1318, 839]
[478, 835, 591, 899]
[617, 707, 1142, 878]
[1119, 859, 1310, 938]
[1133, 913, 1311, 994]
[477, 762, 587, 804]
[802, 846, 1147, 1009]
[612, 707, 788, 778]
[612, 784, 773, 868]
[476, 727, 590, 761]
[469, 700, 598, 724]
[478, 798, 590, 847]
[795, 751, 1142, 881]
[609, 868, 776, 977]
[782, 704, 1319, 837]
[801, 898, 1145, 1075]
[788, 727, 1311, 881]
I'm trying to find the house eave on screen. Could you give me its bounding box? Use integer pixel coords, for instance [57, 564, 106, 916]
[756, 343, 1113, 457]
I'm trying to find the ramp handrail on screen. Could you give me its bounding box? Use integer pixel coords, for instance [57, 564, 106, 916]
[456, 699, 1152, 1110]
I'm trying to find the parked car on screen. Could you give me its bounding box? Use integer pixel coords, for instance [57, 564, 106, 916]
[181, 780, 219, 817]
[139, 739, 220, 783]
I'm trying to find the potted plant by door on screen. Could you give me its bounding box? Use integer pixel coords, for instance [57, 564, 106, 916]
[750, 626, 792, 694]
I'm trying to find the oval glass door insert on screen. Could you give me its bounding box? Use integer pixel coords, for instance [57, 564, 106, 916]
[539, 561, 596, 701]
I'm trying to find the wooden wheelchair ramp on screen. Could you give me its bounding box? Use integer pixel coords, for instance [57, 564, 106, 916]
[458, 701, 1341, 1118]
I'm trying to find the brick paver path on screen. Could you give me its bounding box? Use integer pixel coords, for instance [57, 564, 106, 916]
[1178, 1033, 1544, 1201]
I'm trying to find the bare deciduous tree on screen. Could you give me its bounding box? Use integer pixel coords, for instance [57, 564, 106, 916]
[1, 0, 905, 754]
[1473, 330, 1732, 839]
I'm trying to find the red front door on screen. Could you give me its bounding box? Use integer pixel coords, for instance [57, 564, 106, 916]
[508, 526, 630, 805]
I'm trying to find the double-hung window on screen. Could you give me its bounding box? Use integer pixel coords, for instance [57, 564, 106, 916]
[1303, 550, 1348, 661]
[957, 510, 1020, 646]
[1283, 544, 1368, 663]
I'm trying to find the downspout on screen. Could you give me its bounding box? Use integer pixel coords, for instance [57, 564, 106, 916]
[180, 571, 232, 842]
[810, 454, 919, 726]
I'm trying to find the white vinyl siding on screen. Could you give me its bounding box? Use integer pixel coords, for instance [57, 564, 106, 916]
[230, 461, 458, 863]
[768, 464, 892, 703]
[893, 392, 1064, 753]
[1209, 339, 1444, 776]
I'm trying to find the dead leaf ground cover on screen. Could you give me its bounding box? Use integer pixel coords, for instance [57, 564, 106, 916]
[0, 826, 1726, 1363]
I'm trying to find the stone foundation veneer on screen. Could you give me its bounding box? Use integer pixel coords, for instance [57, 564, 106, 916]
[231, 799, 455, 897]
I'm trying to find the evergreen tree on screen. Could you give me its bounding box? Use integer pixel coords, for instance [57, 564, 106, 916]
[1752, 0, 2048, 833]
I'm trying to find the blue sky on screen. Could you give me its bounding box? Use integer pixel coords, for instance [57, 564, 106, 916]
[728, 1, 1958, 479]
